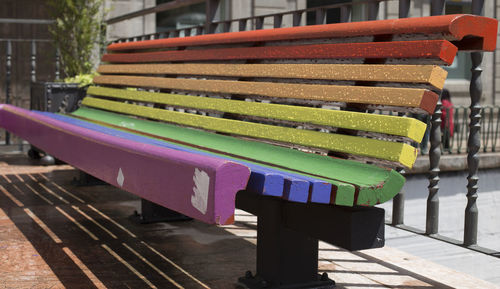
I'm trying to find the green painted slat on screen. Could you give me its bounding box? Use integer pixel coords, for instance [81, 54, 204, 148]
[70, 107, 405, 206]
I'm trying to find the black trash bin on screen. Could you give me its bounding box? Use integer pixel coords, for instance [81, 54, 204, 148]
[31, 82, 86, 113]
[29, 82, 87, 162]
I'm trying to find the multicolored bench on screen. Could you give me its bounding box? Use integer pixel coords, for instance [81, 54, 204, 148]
[0, 14, 497, 288]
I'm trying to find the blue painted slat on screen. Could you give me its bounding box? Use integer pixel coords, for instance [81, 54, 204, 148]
[247, 172, 284, 197]
[36, 111, 334, 203]
[283, 178, 309, 203]
[310, 181, 332, 204]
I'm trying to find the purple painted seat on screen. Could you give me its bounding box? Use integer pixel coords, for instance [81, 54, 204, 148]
[0, 104, 250, 225]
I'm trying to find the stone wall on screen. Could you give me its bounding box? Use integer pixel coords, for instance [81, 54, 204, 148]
[105, 0, 156, 40]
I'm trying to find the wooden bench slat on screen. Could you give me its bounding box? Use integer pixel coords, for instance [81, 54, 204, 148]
[106, 15, 497, 52]
[92, 75, 438, 113]
[0, 104, 250, 225]
[87, 86, 427, 142]
[37, 112, 343, 205]
[97, 64, 447, 89]
[102, 40, 457, 65]
[71, 106, 406, 206]
[81, 96, 418, 168]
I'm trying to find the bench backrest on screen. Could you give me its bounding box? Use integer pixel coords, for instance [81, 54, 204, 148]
[81, 15, 495, 171]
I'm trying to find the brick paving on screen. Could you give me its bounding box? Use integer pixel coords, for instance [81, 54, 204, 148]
[0, 152, 497, 288]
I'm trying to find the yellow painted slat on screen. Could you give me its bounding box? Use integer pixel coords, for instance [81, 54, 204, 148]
[81, 97, 418, 168]
[97, 64, 447, 89]
[92, 75, 434, 110]
[88, 86, 427, 142]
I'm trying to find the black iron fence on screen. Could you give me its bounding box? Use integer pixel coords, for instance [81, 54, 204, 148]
[0, 38, 59, 145]
[0, 17, 59, 146]
[396, 106, 500, 155]
[2, 0, 498, 257]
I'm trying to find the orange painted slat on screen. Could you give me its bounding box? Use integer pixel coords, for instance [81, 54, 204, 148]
[97, 63, 448, 89]
[92, 75, 439, 113]
[102, 40, 458, 65]
[107, 15, 497, 52]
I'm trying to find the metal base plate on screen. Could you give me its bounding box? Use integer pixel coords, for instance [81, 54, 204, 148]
[131, 198, 193, 224]
[237, 272, 335, 289]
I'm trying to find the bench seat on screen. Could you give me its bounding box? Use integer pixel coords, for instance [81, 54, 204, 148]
[0, 104, 249, 224]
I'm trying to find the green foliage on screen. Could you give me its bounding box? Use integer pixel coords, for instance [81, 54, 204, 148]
[48, 0, 107, 77]
[64, 73, 98, 87]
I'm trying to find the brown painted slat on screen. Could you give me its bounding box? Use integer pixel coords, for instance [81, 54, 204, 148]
[97, 64, 448, 89]
[102, 40, 458, 65]
[93, 75, 439, 113]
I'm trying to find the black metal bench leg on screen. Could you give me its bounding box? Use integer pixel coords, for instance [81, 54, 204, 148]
[238, 197, 335, 289]
[72, 170, 107, 186]
[132, 198, 193, 224]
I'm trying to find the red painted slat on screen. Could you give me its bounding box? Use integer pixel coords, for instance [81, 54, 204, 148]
[107, 14, 497, 52]
[102, 40, 458, 65]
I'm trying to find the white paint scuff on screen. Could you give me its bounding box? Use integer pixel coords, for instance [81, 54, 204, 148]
[191, 168, 209, 215]
[117, 168, 124, 187]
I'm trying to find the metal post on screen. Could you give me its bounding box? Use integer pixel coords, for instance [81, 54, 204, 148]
[31, 40, 36, 83]
[315, 8, 326, 25]
[392, 167, 405, 225]
[430, 0, 446, 15]
[5, 40, 12, 145]
[340, 5, 351, 23]
[399, 0, 410, 18]
[205, 0, 220, 34]
[292, 11, 302, 26]
[55, 47, 60, 80]
[464, 0, 485, 247]
[239, 19, 247, 31]
[367, 2, 379, 20]
[256, 17, 264, 30]
[427, 96, 441, 235]
[273, 15, 283, 28]
[425, 0, 445, 236]
[391, 0, 411, 226]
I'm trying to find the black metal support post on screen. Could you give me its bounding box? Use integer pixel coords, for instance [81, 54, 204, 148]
[5, 40, 12, 145]
[72, 170, 107, 186]
[133, 198, 192, 224]
[425, 0, 445, 237]
[237, 194, 335, 288]
[393, 0, 409, 225]
[236, 191, 385, 288]
[465, 0, 485, 247]
[427, 96, 441, 235]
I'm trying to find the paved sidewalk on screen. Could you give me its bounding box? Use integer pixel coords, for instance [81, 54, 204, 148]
[0, 153, 498, 288]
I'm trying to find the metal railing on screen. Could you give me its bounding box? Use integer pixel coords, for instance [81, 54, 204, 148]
[1, 18, 59, 146]
[2, 0, 498, 257]
[416, 106, 500, 155]
[109, 0, 385, 43]
[1, 38, 60, 145]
